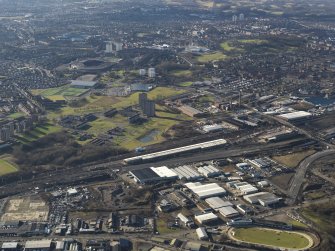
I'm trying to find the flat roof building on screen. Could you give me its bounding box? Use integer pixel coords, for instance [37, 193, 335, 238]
[205, 197, 233, 211]
[185, 182, 226, 199]
[218, 206, 239, 218]
[196, 227, 208, 241]
[24, 240, 52, 251]
[243, 192, 281, 206]
[278, 111, 312, 122]
[197, 165, 221, 178]
[194, 213, 218, 224]
[173, 165, 202, 181]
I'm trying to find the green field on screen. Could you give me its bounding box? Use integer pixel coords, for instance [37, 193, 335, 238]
[232, 228, 311, 249]
[31, 85, 88, 99]
[0, 158, 18, 176]
[47, 87, 186, 119]
[16, 123, 62, 143]
[238, 39, 269, 44]
[220, 41, 244, 52]
[171, 70, 193, 77]
[178, 81, 193, 87]
[7, 112, 25, 119]
[87, 105, 191, 150]
[197, 52, 228, 63]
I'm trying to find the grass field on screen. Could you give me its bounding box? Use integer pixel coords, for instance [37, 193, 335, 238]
[48, 87, 186, 119]
[232, 227, 311, 249]
[238, 39, 268, 45]
[197, 52, 228, 63]
[301, 209, 330, 233]
[220, 41, 244, 52]
[304, 191, 327, 200]
[171, 70, 193, 77]
[178, 81, 193, 87]
[7, 112, 25, 119]
[272, 150, 316, 168]
[0, 158, 18, 176]
[31, 85, 88, 99]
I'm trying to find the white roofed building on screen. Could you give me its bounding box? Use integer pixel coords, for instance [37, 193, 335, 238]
[195, 213, 218, 224]
[185, 182, 226, 199]
[205, 197, 233, 211]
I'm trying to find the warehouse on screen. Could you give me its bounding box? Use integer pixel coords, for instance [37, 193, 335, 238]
[248, 158, 271, 169]
[2, 242, 19, 251]
[238, 184, 258, 195]
[278, 111, 312, 122]
[173, 165, 202, 181]
[151, 166, 178, 180]
[218, 206, 239, 218]
[185, 182, 226, 199]
[196, 227, 208, 240]
[24, 240, 53, 251]
[243, 192, 281, 206]
[194, 212, 218, 224]
[197, 165, 221, 178]
[177, 213, 194, 228]
[124, 139, 227, 164]
[205, 197, 233, 211]
[129, 168, 160, 184]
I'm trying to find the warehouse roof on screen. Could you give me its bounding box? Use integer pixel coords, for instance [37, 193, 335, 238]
[185, 182, 226, 199]
[243, 192, 279, 204]
[205, 197, 233, 210]
[195, 212, 218, 222]
[2, 242, 18, 249]
[25, 240, 52, 249]
[173, 165, 202, 180]
[278, 111, 312, 120]
[130, 168, 159, 181]
[151, 166, 178, 179]
[218, 206, 239, 217]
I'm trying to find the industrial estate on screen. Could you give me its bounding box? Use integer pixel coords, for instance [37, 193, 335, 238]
[0, 0, 335, 251]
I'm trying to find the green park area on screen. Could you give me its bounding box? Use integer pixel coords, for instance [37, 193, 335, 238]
[31, 84, 88, 100]
[197, 52, 228, 63]
[232, 227, 312, 249]
[44, 87, 189, 149]
[220, 41, 244, 52]
[178, 81, 193, 87]
[0, 158, 18, 176]
[171, 70, 193, 77]
[238, 39, 269, 44]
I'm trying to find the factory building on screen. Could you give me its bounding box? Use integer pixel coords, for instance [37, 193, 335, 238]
[205, 197, 233, 211]
[129, 166, 178, 184]
[1, 242, 19, 251]
[218, 206, 239, 218]
[197, 165, 221, 178]
[243, 192, 281, 206]
[173, 165, 202, 181]
[178, 105, 204, 117]
[177, 213, 195, 228]
[196, 227, 208, 240]
[24, 240, 53, 251]
[194, 213, 218, 224]
[277, 111, 312, 122]
[185, 182, 226, 199]
[148, 68, 156, 78]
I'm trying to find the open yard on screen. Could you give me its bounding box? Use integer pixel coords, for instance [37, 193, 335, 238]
[0, 158, 18, 176]
[231, 227, 312, 250]
[272, 150, 316, 168]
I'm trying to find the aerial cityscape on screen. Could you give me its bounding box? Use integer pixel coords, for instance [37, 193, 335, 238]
[0, 0, 335, 250]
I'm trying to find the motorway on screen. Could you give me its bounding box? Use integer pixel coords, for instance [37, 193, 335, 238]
[286, 149, 335, 205]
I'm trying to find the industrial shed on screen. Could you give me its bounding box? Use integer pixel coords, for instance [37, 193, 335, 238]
[218, 206, 239, 218]
[195, 213, 218, 224]
[196, 227, 208, 240]
[172, 165, 202, 180]
[243, 192, 281, 206]
[205, 197, 233, 211]
[185, 182, 226, 199]
[197, 165, 221, 178]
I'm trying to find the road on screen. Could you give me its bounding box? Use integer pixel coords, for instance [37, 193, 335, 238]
[286, 149, 335, 205]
